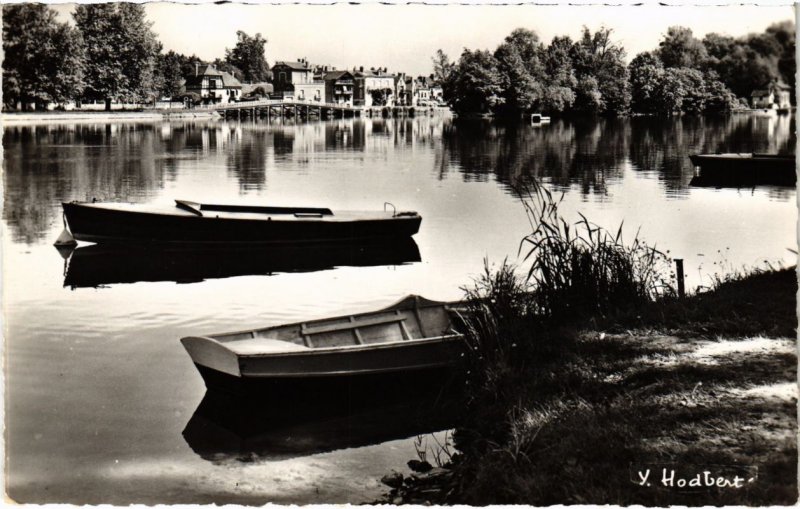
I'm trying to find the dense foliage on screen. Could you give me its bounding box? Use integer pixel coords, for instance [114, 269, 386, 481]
[435, 22, 794, 116]
[74, 3, 162, 109]
[224, 31, 271, 83]
[2, 4, 85, 110]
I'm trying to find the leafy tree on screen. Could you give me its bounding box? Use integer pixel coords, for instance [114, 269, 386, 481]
[178, 54, 204, 81]
[541, 36, 576, 112]
[74, 3, 161, 109]
[574, 76, 603, 114]
[658, 26, 708, 69]
[494, 28, 546, 115]
[571, 27, 630, 115]
[628, 52, 664, 113]
[157, 51, 187, 98]
[432, 49, 454, 86]
[651, 67, 687, 114]
[225, 31, 271, 83]
[703, 73, 738, 113]
[765, 21, 795, 100]
[449, 49, 504, 114]
[2, 4, 85, 110]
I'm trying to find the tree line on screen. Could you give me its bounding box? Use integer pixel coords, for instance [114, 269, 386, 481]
[433, 22, 795, 116]
[2, 3, 271, 111]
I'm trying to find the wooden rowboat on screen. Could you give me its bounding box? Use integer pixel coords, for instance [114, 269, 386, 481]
[180, 295, 466, 393]
[689, 153, 795, 172]
[62, 200, 422, 245]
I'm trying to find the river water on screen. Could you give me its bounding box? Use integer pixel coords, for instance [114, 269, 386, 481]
[3, 113, 795, 504]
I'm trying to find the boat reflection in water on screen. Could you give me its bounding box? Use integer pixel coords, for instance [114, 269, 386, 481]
[182, 377, 463, 462]
[62, 238, 420, 288]
[690, 171, 796, 189]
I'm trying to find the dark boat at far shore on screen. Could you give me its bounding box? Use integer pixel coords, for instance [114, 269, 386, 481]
[689, 153, 795, 172]
[62, 200, 422, 245]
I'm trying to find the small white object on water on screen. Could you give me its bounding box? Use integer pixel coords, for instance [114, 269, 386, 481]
[53, 228, 77, 247]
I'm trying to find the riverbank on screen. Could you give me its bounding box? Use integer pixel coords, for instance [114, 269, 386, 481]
[2, 110, 219, 124]
[381, 267, 797, 506]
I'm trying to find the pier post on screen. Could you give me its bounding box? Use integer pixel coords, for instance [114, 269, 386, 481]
[675, 259, 685, 298]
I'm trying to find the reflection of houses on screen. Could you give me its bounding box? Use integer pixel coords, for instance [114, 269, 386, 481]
[185, 64, 242, 104]
[324, 71, 355, 106]
[353, 67, 396, 107]
[751, 81, 791, 110]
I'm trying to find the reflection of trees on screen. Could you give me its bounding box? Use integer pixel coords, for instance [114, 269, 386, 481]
[629, 113, 796, 195]
[5, 114, 794, 245]
[440, 118, 628, 196]
[3, 123, 166, 244]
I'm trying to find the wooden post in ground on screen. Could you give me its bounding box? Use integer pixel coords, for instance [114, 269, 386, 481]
[675, 259, 685, 298]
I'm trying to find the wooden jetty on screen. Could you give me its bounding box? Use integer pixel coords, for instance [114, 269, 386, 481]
[210, 100, 445, 121]
[214, 99, 364, 121]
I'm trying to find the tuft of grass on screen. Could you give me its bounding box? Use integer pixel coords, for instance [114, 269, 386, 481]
[519, 179, 676, 324]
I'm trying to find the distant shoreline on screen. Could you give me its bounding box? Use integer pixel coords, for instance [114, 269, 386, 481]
[2, 110, 220, 125]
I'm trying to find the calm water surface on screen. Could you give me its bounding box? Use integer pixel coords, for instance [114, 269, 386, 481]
[3, 114, 795, 504]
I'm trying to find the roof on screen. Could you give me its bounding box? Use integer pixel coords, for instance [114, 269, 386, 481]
[273, 61, 311, 71]
[185, 65, 242, 89]
[751, 81, 792, 96]
[355, 69, 394, 78]
[324, 70, 354, 81]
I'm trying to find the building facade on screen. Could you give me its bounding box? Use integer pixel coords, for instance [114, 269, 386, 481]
[184, 64, 242, 104]
[272, 60, 314, 97]
[353, 68, 396, 107]
[751, 81, 792, 110]
[324, 70, 355, 106]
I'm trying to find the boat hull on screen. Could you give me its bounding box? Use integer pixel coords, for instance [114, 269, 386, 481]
[689, 154, 796, 172]
[62, 202, 422, 245]
[183, 335, 466, 393]
[193, 360, 465, 397]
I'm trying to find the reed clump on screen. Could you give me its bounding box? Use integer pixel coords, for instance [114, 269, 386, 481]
[453, 179, 677, 463]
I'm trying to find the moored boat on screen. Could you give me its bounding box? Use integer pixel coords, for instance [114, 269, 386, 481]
[62, 200, 422, 245]
[180, 295, 466, 394]
[531, 113, 550, 124]
[688, 153, 796, 172]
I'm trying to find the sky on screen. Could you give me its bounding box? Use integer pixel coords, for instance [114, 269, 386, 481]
[50, 2, 795, 77]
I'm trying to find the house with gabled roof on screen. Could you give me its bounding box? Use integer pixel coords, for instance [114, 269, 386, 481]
[184, 64, 242, 104]
[272, 59, 315, 98]
[751, 81, 791, 110]
[324, 70, 355, 106]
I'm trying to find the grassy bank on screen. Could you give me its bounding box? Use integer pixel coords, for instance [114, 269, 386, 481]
[383, 267, 797, 506]
[381, 182, 796, 506]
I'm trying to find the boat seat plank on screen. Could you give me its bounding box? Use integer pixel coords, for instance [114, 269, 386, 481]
[227, 338, 310, 355]
[302, 315, 407, 336]
[175, 200, 203, 217]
